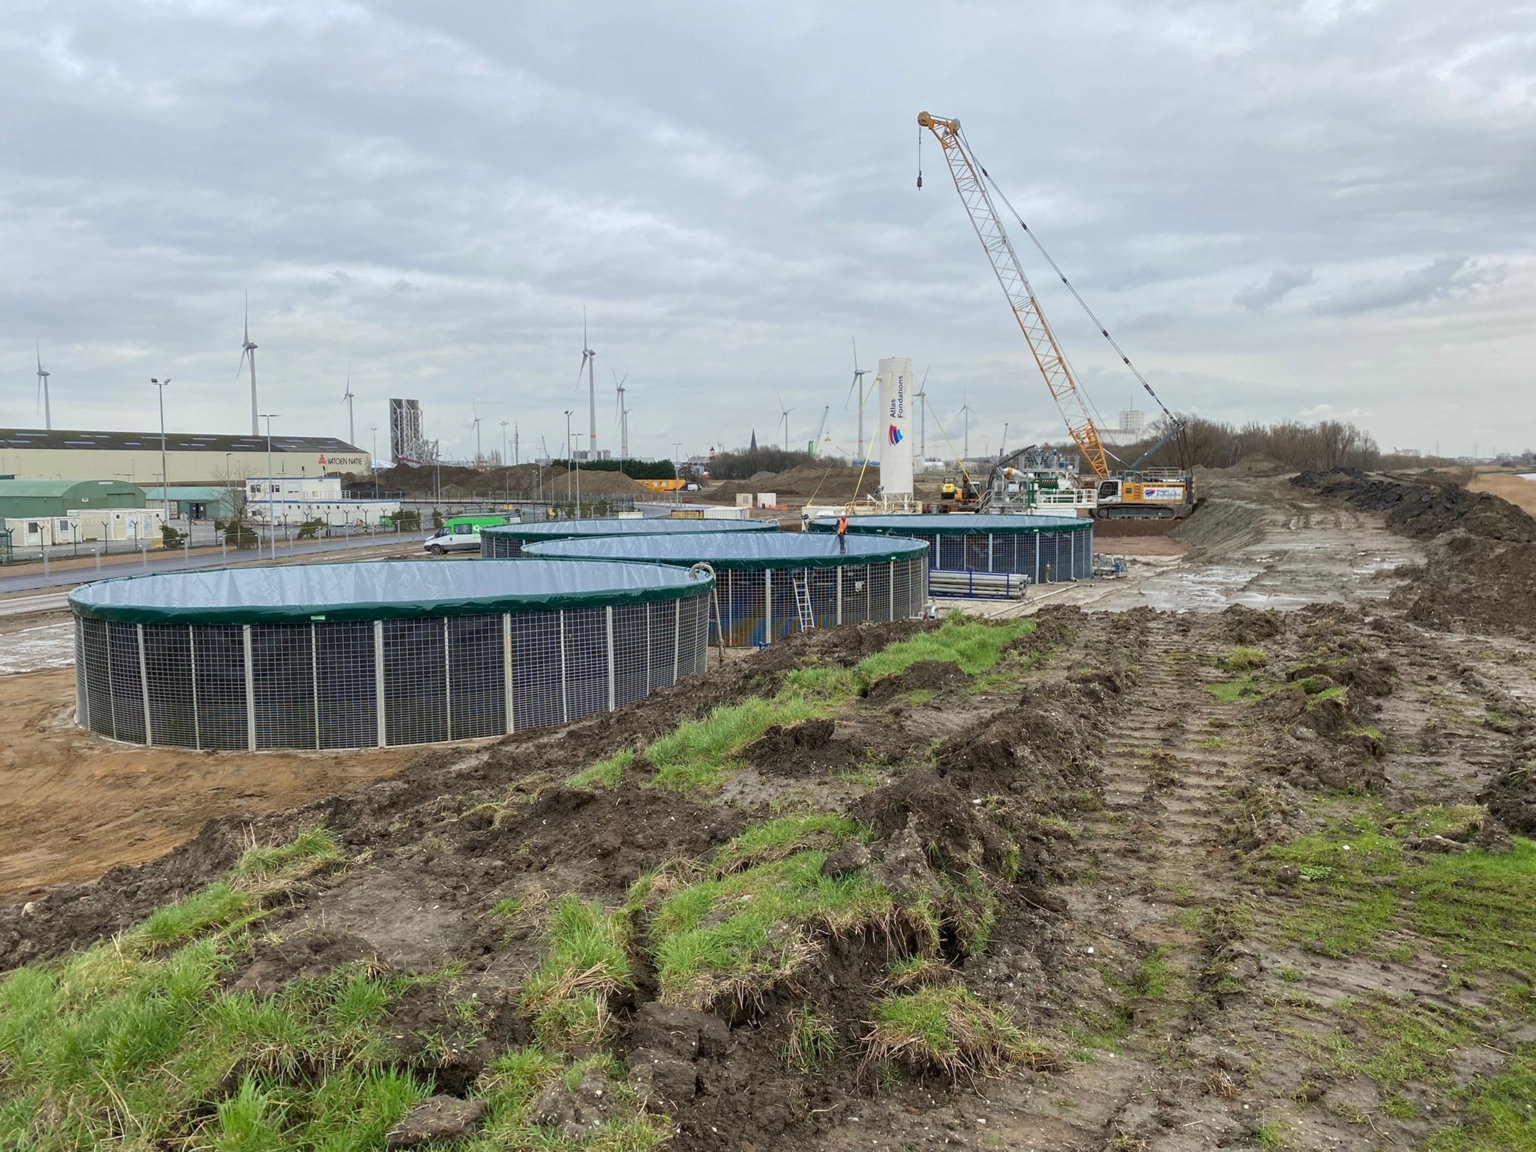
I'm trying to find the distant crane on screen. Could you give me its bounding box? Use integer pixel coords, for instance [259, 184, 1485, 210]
[807, 405, 831, 456]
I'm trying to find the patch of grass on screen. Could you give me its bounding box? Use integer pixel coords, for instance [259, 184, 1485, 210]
[781, 1005, 837, 1073]
[881, 954, 954, 992]
[566, 747, 634, 791]
[710, 814, 867, 876]
[1427, 1042, 1536, 1151]
[467, 1049, 668, 1151]
[1256, 1118, 1294, 1151]
[643, 849, 896, 1011]
[856, 616, 1036, 682]
[1205, 674, 1280, 704]
[1134, 948, 1176, 1000]
[864, 984, 1054, 1082]
[1278, 967, 1304, 983]
[519, 896, 633, 1049]
[0, 831, 433, 1152]
[1263, 805, 1536, 975]
[234, 826, 345, 881]
[1221, 645, 1268, 671]
[646, 695, 820, 791]
[1195, 736, 1226, 750]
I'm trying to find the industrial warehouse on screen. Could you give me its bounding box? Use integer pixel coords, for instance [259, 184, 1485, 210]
[0, 427, 370, 484]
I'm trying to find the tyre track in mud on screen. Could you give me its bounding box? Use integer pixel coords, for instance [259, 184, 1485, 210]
[1041, 610, 1265, 1150]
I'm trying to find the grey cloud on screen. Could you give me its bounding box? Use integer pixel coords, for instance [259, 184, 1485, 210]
[1, 1, 1534, 459]
[1233, 268, 1314, 312]
[1313, 256, 1506, 315]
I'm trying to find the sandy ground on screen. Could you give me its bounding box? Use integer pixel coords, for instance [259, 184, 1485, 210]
[0, 668, 416, 898]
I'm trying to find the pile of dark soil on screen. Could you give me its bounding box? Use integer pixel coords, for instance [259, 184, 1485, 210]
[1294, 468, 1536, 638]
[1292, 468, 1536, 542]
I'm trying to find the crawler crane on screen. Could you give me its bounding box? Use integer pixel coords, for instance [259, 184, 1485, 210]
[917, 111, 1194, 519]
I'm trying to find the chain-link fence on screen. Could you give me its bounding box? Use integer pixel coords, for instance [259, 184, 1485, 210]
[73, 593, 711, 751]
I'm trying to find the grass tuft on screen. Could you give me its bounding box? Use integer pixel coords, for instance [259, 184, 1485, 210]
[781, 1005, 837, 1073]
[519, 896, 633, 1049]
[863, 984, 1057, 1083]
[710, 814, 866, 876]
[566, 748, 634, 791]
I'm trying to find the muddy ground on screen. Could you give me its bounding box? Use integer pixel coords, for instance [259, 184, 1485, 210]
[3, 469, 1535, 1150]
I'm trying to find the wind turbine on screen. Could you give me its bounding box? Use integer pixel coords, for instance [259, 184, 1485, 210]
[341, 364, 355, 446]
[959, 390, 973, 461]
[577, 308, 597, 461]
[845, 338, 871, 462]
[612, 370, 629, 461]
[470, 405, 483, 468]
[914, 366, 929, 460]
[236, 294, 259, 436]
[777, 393, 795, 452]
[35, 343, 51, 431]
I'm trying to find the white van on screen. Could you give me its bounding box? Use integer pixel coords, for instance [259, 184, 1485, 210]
[424, 515, 509, 554]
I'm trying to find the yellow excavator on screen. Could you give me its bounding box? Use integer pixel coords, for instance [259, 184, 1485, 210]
[918, 111, 1195, 520]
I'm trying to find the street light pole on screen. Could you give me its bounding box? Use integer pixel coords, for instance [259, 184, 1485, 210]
[150, 378, 172, 528]
[370, 424, 378, 476]
[564, 411, 573, 508]
[260, 413, 279, 560]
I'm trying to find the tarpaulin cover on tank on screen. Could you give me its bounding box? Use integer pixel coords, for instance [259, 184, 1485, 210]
[483, 517, 777, 543]
[808, 513, 1085, 535]
[68, 559, 711, 625]
[524, 533, 928, 570]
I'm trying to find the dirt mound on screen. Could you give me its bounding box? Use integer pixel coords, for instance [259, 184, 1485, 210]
[744, 719, 864, 777]
[1292, 468, 1536, 542]
[1479, 733, 1536, 834]
[852, 771, 1016, 880]
[1293, 469, 1536, 639]
[1218, 604, 1284, 645]
[1397, 535, 1536, 640]
[861, 660, 967, 702]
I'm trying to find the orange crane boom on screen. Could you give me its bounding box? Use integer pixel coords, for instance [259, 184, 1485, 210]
[917, 111, 1111, 481]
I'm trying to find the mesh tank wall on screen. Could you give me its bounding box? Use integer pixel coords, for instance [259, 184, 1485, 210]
[72, 592, 711, 751]
[892, 525, 1092, 582]
[700, 556, 928, 647]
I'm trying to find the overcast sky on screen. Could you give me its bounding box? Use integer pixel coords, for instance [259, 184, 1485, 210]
[4, 0, 1534, 462]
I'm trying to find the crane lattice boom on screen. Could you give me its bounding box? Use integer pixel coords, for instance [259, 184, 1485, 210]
[918, 112, 1110, 480]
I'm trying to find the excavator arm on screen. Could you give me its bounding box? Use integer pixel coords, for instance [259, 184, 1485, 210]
[918, 112, 1111, 481]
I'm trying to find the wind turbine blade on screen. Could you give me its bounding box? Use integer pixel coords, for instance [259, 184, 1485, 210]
[236, 348, 249, 378]
[851, 336, 859, 370]
[36, 341, 42, 372]
[244, 291, 249, 343]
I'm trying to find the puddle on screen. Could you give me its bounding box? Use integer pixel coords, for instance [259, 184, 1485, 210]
[0, 622, 74, 675]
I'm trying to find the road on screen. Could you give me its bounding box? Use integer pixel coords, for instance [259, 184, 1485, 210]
[0, 530, 430, 598]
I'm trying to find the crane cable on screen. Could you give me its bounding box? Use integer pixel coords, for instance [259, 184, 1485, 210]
[954, 126, 1185, 452]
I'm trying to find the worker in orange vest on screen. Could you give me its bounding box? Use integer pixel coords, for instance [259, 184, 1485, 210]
[836, 514, 849, 554]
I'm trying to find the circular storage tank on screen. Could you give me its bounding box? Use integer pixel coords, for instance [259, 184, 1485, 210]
[69, 560, 713, 751]
[809, 514, 1094, 583]
[524, 534, 929, 647]
[482, 516, 777, 558]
